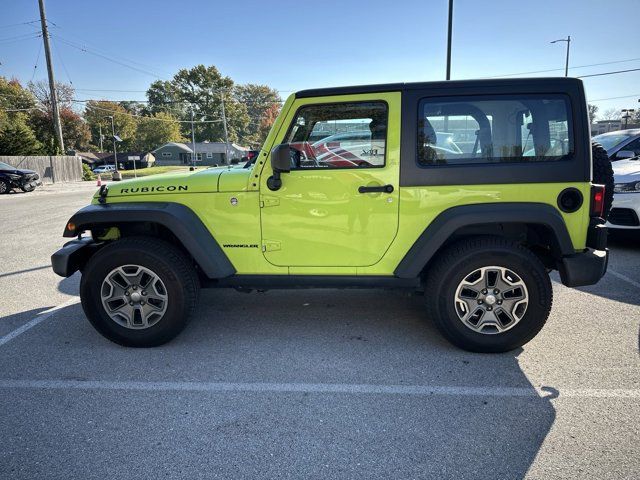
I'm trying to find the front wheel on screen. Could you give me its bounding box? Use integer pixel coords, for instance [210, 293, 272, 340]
[21, 184, 36, 192]
[425, 237, 552, 353]
[0, 180, 10, 194]
[80, 237, 200, 347]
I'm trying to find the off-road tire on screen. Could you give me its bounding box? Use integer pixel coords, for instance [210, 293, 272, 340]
[80, 237, 199, 347]
[592, 141, 614, 220]
[424, 236, 552, 353]
[0, 180, 9, 194]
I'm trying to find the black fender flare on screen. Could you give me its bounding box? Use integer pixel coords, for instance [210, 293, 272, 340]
[394, 202, 575, 278]
[64, 202, 236, 279]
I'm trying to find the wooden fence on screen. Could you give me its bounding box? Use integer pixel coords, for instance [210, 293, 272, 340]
[0, 156, 83, 183]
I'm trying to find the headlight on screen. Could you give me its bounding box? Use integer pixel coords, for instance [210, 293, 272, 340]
[613, 181, 640, 193]
[6, 173, 22, 180]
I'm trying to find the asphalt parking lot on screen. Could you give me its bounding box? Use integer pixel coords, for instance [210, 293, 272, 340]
[0, 183, 639, 479]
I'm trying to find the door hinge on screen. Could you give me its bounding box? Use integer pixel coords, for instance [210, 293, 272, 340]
[260, 196, 280, 208]
[262, 240, 281, 252]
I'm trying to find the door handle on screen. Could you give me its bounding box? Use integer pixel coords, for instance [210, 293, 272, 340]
[358, 184, 394, 194]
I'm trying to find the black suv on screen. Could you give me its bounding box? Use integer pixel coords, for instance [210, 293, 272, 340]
[0, 161, 42, 194]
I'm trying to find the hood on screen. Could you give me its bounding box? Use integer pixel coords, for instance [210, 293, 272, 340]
[612, 159, 640, 184]
[1, 168, 37, 176]
[95, 166, 252, 199]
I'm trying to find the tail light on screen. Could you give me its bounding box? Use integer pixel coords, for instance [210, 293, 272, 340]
[591, 185, 605, 218]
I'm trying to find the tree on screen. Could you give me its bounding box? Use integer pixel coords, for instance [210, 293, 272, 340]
[26, 80, 91, 153]
[601, 108, 621, 121]
[0, 77, 42, 155]
[258, 103, 281, 146]
[0, 77, 38, 112]
[84, 101, 137, 151]
[134, 112, 184, 151]
[28, 80, 74, 110]
[29, 107, 91, 153]
[588, 104, 599, 124]
[0, 115, 43, 155]
[234, 84, 281, 147]
[146, 65, 249, 145]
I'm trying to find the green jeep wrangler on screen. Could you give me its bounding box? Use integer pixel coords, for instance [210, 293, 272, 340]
[52, 78, 611, 353]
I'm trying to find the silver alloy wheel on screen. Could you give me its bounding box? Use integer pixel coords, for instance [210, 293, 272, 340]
[454, 266, 528, 334]
[0, 181, 7, 193]
[100, 264, 168, 329]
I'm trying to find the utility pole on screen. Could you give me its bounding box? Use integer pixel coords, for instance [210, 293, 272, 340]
[446, 0, 453, 80]
[107, 116, 121, 180]
[38, 0, 65, 153]
[190, 106, 197, 169]
[98, 124, 104, 152]
[551, 36, 571, 77]
[220, 92, 230, 164]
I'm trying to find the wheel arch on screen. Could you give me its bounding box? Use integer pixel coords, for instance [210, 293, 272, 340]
[394, 202, 575, 279]
[63, 202, 236, 279]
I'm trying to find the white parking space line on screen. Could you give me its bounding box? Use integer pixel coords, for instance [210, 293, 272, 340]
[0, 297, 79, 347]
[0, 379, 639, 399]
[608, 268, 640, 290]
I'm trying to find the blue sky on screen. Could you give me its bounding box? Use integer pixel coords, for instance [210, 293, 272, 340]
[2, 0, 639, 116]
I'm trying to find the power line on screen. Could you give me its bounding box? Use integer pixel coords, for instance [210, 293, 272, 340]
[52, 35, 165, 79]
[46, 23, 173, 76]
[577, 67, 640, 79]
[0, 32, 42, 44]
[29, 42, 43, 83]
[0, 20, 40, 29]
[485, 56, 640, 78]
[51, 35, 73, 85]
[589, 94, 640, 102]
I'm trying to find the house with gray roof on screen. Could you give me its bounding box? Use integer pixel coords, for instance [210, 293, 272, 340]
[153, 142, 249, 166]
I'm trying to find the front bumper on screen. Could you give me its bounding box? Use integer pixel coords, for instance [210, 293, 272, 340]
[605, 193, 640, 229]
[51, 238, 99, 277]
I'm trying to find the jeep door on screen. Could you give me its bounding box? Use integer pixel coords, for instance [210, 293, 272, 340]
[259, 93, 401, 267]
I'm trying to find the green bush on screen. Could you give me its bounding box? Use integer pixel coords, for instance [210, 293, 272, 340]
[82, 163, 96, 181]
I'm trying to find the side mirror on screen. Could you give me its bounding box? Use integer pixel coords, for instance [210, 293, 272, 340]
[616, 150, 635, 160]
[267, 144, 291, 191]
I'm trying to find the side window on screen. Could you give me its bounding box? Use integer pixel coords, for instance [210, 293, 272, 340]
[623, 137, 640, 155]
[417, 95, 573, 166]
[284, 102, 387, 169]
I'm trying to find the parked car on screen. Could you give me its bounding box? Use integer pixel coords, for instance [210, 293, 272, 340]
[93, 165, 116, 174]
[592, 129, 640, 161]
[607, 156, 640, 229]
[53, 77, 610, 353]
[0, 161, 42, 194]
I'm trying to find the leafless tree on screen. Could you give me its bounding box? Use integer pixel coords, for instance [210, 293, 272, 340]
[600, 108, 621, 121]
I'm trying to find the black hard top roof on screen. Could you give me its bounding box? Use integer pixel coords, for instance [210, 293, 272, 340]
[295, 77, 583, 98]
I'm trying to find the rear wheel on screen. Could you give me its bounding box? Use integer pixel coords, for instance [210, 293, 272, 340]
[592, 141, 614, 220]
[80, 237, 199, 347]
[425, 237, 552, 353]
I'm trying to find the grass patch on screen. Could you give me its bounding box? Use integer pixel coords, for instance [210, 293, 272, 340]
[118, 166, 190, 179]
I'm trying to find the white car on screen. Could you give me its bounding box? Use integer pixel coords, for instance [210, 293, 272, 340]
[92, 165, 116, 174]
[608, 157, 640, 229]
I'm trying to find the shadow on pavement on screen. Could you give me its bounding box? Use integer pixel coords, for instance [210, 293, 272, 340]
[0, 306, 53, 337]
[0, 288, 557, 479]
[56, 272, 80, 296]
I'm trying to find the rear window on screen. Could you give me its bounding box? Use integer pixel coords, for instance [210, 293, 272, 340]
[417, 94, 573, 166]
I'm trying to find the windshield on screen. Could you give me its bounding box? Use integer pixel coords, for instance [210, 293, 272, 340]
[0, 162, 16, 170]
[593, 133, 633, 151]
